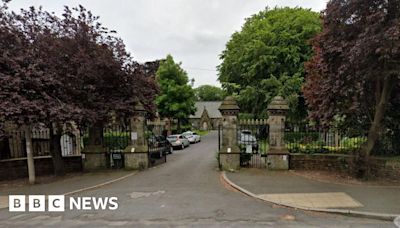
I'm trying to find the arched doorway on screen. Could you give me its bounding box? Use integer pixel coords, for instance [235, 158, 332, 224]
[202, 122, 208, 131]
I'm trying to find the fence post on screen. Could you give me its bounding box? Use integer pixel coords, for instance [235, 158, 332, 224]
[24, 126, 36, 184]
[266, 96, 290, 170]
[123, 102, 149, 170]
[218, 96, 241, 171]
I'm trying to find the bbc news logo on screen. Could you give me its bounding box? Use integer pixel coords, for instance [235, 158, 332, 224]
[9, 195, 118, 212]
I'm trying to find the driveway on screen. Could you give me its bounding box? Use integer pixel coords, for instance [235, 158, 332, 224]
[0, 131, 394, 227]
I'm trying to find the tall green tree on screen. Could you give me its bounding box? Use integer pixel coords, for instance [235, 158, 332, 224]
[218, 7, 321, 120]
[304, 0, 400, 177]
[156, 55, 196, 131]
[195, 85, 225, 101]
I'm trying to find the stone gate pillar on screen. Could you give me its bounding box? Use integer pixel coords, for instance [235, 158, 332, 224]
[82, 121, 109, 171]
[123, 102, 149, 170]
[267, 96, 290, 170]
[218, 96, 241, 171]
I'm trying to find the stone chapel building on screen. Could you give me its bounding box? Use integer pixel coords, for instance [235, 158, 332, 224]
[189, 101, 222, 130]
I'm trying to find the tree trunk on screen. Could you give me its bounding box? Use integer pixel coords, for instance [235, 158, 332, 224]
[49, 124, 65, 176]
[177, 119, 181, 132]
[166, 118, 172, 136]
[24, 126, 36, 184]
[358, 75, 394, 178]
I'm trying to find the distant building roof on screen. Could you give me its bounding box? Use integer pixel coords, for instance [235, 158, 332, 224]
[190, 101, 222, 119]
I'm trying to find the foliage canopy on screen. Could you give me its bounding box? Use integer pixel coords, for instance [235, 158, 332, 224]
[218, 7, 321, 120]
[304, 0, 400, 164]
[194, 85, 225, 101]
[0, 2, 158, 130]
[156, 55, 196, 124]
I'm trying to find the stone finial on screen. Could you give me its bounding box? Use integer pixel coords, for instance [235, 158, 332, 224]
[218, 96, 240, 116]
[267, 96, 289, 116]
[133, 102, 146, 116]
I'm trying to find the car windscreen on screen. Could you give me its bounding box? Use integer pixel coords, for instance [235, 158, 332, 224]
[240, 134, 256, 142]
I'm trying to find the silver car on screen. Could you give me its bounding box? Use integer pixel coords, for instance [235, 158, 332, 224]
[182, 131, 201, 143]
[167, 134, 190, 149]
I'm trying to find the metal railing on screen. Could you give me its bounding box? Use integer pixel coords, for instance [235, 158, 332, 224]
[284, 123, 400, 156]
[0, 129, 81, 160]
[102, 124, 131, 153]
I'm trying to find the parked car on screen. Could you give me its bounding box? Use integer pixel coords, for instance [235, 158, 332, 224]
[167, 134, 190, 149]
[238, 130, 259, 153]
[148, 135, 173, 155]
[182, 131, 201, 143]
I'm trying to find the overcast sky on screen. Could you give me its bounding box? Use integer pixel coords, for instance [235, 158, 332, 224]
[8, 0, 327, 87]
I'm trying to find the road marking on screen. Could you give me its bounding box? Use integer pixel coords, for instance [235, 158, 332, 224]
[129, 191, 165, 199]
[63, 172, 137, 196]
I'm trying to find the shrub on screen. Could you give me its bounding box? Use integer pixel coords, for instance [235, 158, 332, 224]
[103, 133, 130, 150]
[286, 143, 357, 154]
[340, 137, 366, 148]
[83, 132, 130, 151]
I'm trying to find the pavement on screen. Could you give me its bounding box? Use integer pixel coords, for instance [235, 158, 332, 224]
[0, 170, 137, 209]
[225, 168, 400, 218]
[0, 131, 396, 227]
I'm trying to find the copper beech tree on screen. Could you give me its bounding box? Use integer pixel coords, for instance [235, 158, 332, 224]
[304, 0, 400, 177]
[0, 1, 158, 176]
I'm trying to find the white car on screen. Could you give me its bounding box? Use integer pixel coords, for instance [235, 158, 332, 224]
[167, 134, 190, 149]
[182, 131, 201, 143]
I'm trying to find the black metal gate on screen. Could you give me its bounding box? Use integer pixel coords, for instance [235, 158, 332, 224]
[218, 119, 269, 169]
[237, 119, 269, 168]
[146, 120, 168, 167]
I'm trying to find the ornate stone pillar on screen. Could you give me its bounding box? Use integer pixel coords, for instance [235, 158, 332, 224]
[267, 96, 290, 170]
[123, 102, 149, 170]
[218, 96, 241, 171]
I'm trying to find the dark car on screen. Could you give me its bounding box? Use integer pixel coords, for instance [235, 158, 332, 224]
[149, 135, 173, 156]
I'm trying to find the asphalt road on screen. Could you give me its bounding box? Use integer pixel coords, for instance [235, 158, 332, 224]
[0, 131, 394, 227]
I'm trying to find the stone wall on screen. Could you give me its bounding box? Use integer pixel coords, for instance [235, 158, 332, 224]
[369, 157, 400, 180]
[290, 153, 400, 180]
[290, 154, 353, 172]
[219, 153, 240, 171]
[0, 155, 82, 181]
